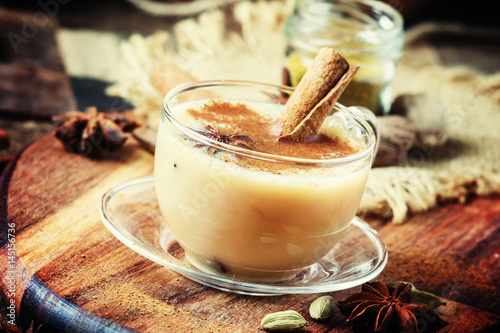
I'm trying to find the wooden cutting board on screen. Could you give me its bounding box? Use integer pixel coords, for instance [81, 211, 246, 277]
[1, 132, 499, 332]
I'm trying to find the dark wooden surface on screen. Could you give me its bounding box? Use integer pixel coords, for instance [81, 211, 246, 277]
[1, 1, 500, 332]
[0, 7, 76, 119]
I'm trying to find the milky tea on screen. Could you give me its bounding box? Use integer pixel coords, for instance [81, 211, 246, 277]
[155, 82, 376, 282]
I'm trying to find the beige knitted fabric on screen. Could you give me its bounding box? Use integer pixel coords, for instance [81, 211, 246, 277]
[107, 0, 500, 223]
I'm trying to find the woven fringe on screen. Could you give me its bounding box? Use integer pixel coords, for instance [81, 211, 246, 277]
[107, 0, 500, 223]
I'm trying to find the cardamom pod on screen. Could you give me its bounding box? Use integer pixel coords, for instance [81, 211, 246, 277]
[386, 281, 447, 309]
[309, 295, 335, 321]
[260, 310, 307, 332]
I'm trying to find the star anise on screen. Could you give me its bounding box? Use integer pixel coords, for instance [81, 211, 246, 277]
[337, 282, 448, 333]
[192, 125, 256, 155]
[52, 106, 140, 157]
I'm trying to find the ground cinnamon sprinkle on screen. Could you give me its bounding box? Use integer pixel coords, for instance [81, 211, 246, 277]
[187, 100, 359, 161]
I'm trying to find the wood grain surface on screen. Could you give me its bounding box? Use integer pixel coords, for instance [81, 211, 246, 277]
[1, 2, 500, 332]
[1, 132, 499, 332]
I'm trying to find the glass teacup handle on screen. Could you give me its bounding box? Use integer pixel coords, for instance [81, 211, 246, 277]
[348, 106, 380, 164]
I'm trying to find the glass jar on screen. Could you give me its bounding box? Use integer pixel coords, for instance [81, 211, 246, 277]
[283, 0, 404, 115]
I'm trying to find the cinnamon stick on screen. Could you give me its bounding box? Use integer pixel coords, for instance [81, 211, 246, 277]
[279, 48, 359, 141]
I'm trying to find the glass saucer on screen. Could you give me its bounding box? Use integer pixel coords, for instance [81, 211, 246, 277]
[100, 177, 387, 296]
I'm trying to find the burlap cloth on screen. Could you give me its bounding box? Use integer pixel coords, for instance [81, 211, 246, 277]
[106, 0, 500, 223]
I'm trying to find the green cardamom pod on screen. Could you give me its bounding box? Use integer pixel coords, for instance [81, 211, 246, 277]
[309, 295, 335, 321]
[387, 281, 447, 309]
[260, 310, 307, 332]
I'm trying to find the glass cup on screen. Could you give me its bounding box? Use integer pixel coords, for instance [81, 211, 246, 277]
[154, 80, 378, 283]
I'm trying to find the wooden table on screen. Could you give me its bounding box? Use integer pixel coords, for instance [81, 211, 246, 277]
[1, 2, 500, 332]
